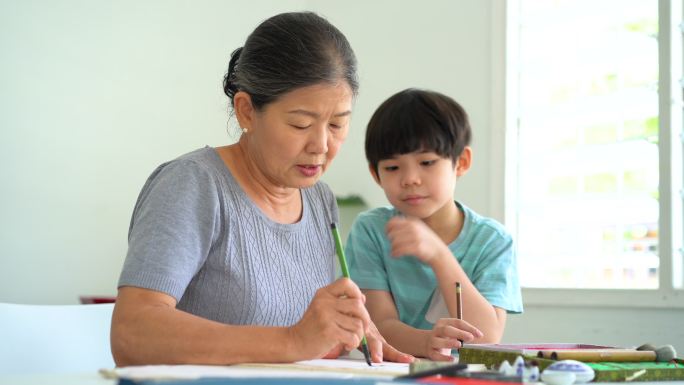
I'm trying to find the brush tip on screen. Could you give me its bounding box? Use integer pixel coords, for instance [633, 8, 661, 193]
[362, 344, 372, 366]
[655, 345, 676, 362]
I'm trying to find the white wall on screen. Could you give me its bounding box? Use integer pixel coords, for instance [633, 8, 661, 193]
[0, 0, 306, 303]
[0, 0, 492, 304]
[505, 305, 684, 351]
[1, 0, 682, 355]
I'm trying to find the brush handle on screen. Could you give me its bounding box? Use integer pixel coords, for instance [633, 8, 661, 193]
[330, 223, 372, 366]
[538, 349, 656, 362]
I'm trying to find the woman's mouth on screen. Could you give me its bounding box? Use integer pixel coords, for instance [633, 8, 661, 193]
[296, 164, 321, 177]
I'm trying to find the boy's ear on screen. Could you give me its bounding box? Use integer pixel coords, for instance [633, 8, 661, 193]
[233, 91, 255, 131]
[456, 146, 472, 177]
[368, 164, 382, 185]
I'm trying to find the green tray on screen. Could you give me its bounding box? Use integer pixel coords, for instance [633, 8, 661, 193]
[458, 347, 684, 382]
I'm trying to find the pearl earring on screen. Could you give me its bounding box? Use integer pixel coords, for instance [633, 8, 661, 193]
[242, 127, 248, 134]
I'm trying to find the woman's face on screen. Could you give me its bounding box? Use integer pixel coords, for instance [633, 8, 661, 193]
[243, 82, 353, 189]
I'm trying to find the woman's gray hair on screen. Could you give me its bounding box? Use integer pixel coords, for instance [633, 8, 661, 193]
[223, 12, 358, 111]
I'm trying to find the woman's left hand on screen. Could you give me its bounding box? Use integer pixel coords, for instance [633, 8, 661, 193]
[365, 320, 415, 363]
[321, 321, 414, 363]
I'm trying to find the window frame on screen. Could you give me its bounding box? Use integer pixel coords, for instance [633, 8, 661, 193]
[491, 0, 684, 309]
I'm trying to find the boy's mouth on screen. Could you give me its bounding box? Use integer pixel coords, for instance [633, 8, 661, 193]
[402, 195, 426, 205]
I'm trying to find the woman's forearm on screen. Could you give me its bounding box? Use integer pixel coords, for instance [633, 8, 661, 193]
[111, 296, 297, 366]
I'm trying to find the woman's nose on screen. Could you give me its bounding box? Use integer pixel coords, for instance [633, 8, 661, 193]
[306, 125, 329, 154]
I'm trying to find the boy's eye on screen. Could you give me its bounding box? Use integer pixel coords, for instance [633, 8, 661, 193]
[420, 159, 437, 166]
[383, 165, 399, 172]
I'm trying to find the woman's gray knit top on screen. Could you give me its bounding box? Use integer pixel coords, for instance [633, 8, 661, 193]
[118, 147, 338, 326]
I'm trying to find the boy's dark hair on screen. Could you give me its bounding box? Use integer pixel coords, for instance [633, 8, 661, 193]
[223, 12, 358, 111]
[365, 88, 472, 175]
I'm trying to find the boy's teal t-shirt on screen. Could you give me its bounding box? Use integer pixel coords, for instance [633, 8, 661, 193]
[346, 201, 523, 330]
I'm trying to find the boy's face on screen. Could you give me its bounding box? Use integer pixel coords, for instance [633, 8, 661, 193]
[371, 148, 471, 219]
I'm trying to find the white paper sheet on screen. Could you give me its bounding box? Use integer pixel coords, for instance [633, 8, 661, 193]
[102, 357, 409, 381]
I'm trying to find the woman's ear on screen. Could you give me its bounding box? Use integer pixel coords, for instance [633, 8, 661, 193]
[456, 146, 472, 177]
[233, 91, 255, 130]
[368, 164, 382, 185]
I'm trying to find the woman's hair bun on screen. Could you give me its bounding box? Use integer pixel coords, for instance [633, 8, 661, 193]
[223, 47, 243, 99]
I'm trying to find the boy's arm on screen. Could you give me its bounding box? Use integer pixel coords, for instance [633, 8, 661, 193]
[363, 289, 483, 360]
[429, 250, 507, 343]
[385, 216, 507, 343]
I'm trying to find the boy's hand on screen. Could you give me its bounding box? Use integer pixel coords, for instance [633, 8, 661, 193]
[386, 216, 450, 265]
[425, 318, 483, 361]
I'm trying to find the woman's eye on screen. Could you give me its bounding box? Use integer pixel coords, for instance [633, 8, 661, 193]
[329, 123, 341, 129]
[290, 124, 311, 129]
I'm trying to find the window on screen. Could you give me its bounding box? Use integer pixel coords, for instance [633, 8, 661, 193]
[496, 0, 683, 305]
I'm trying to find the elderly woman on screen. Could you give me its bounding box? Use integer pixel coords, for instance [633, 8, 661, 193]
[110, 11, 414, 366]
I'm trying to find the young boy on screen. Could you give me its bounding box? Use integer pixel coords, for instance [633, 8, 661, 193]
[346, 88, 523, 361]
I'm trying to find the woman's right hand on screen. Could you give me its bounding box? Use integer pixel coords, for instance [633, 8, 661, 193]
[424, 318, 483, 361]
[288, 278, 371, 360]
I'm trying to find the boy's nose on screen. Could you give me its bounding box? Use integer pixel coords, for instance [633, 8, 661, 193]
[400, 170, 421, 187]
